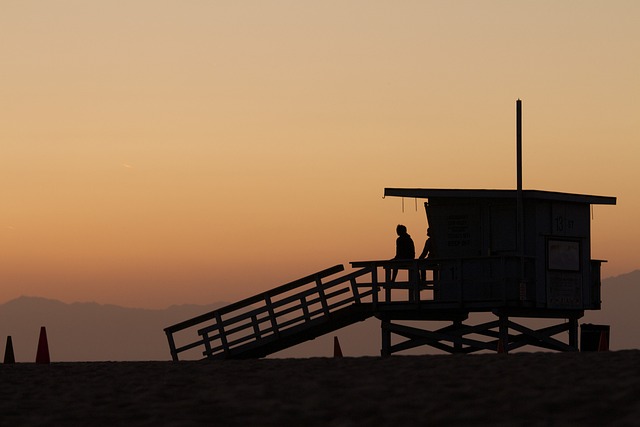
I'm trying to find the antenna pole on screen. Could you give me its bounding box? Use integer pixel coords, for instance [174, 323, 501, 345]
[516, 99, 525, 300]
[517, 99, 522, 192]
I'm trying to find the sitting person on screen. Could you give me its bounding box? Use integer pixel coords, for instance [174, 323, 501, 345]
[391, 224, 415, 282]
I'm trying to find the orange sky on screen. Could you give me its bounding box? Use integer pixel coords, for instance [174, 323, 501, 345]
[1, 1, 638, 308]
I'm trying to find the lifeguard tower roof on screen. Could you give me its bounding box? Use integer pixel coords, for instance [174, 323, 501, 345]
[385, 188, 616, 206]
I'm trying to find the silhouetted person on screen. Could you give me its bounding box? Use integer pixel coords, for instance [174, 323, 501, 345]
[419, 227, 434, 281]
[391, 224, 415, 281]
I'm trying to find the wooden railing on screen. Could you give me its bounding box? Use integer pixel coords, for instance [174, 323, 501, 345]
[350, 259, 438, 305]
[164, 256, 582, 361]
[164, 264, 378, 361]
[164, 254, 608, 360]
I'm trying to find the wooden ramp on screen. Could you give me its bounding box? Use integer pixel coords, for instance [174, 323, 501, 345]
[164, 264, 378, 361]
[165, 257, 592, 360]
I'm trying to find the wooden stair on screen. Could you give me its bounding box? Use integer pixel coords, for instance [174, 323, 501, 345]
[164, 264, 377, 361]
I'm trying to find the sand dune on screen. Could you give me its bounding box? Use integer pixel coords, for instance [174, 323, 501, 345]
[1, 350, 639, 426]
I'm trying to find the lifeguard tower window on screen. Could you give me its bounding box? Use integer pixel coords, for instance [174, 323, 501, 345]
[548, 240, 580, 271]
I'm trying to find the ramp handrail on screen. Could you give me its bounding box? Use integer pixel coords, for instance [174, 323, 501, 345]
[164, 264, 376, 361]
[164, 256, 545, 361]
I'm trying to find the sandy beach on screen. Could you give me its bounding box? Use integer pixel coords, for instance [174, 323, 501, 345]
[1, 350, 639, 426]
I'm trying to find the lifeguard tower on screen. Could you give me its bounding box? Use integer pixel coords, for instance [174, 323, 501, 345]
[164, 101, 616, 360]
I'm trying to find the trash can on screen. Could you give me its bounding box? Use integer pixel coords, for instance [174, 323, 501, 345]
[580, 323, 610, 351]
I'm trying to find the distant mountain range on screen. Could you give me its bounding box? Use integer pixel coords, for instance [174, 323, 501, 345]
[1, 270, 638, 362]
[0, 297, 225, 362]
[581, 269, 640, 350]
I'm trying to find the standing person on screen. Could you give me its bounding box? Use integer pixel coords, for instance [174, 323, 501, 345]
[419, 227, 434, 282]
[391, 224, 415, 281]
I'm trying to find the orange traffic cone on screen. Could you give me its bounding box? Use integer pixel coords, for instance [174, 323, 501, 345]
[36, 326, 50, 364]
[333, 336, 343, 358]
[4, 336, 15, 364]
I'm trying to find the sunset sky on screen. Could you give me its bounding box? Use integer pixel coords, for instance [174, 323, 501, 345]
[2, 1, 638, 309]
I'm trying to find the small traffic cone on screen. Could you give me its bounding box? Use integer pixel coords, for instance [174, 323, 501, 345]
[333, 336, 343, 358]
[4, 336, 15, 364]
[35, 326, 50, 364]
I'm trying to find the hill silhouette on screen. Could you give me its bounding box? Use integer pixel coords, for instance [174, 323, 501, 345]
[0, 297, 224, 362]
[582, 269, 640, 350]
[1, 271, 638, 361]
[0, 296, 382, 361]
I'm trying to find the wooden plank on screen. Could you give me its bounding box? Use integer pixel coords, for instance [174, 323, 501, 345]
[251, 314, 261, 339]
[569, 318, 578, 349]
[350, 259, 438, 269]
[356, 288, 375, 300]
[506, 330, 574, 352]
[381, 320, 391, 357]
[204, 342, 224, 356]
[499, 314, 509, 353]
[224, 332, 267, 351]
[274, 287, 350, 317]
[507, 320, 573, 351]
[164, 311, 217, 335]
[165, 330, 179, 362]
[386, 322, 497, 353]
[214, 312, 229, 355]
[206, 271, 358, 331]
[300, 296, 310, 321]
[201, 288, 352, 345]
[165, 265, 345, 335]
[371, 267, 379, 308]
[273, 284, 349, 313]
[202, 331, 213, 358]
[320, 266, 374, 289]
[203, 284, 361, 338]
[435, 319, 500, 337]
[171, 263, 409, 360]
[265, 295, 279, 337]
[221, 264, 345, 316]
[262, 264, 344, 298]
[203, 319, 250, 338]
[220, 305, 375, 359]
[173, 339, 207, 355]
[274, 294, 357, 331]
[316, 277, 330, 317]
[350, 277, 361, 303]
[390, 335, 457, 354]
